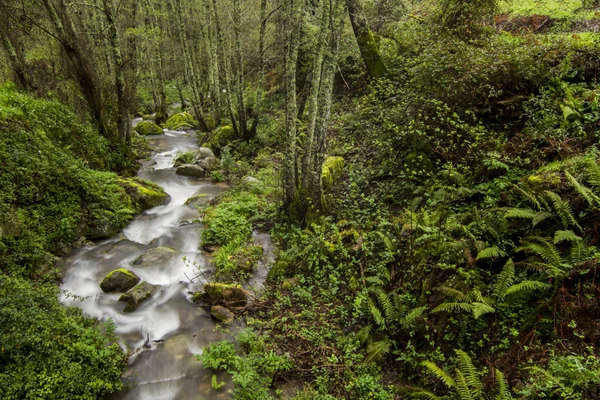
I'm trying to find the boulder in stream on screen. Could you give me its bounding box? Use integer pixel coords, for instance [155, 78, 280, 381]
[184, 193, 213, 208]
[118, 177, 171, 210]
[176, 164, 206, 178]
[197, 156, 219, 171]
[211, 305, 235, 324]
[135, 121, 163, 136]
[134, 246, 178, 268]
[119, 282, 159, 312]
[100, 268, 141, 293]
[203, 283, 247, 307]
[194, 147, 215, 160]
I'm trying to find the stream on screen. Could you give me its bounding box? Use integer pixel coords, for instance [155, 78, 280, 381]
[60, 122, 273, 399]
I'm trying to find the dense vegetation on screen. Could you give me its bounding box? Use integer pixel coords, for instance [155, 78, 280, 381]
[3, 0, 600, 398]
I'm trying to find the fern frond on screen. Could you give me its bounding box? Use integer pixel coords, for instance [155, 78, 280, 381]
[455, 350, 483, 397]
[565, 171, 600, 207]
[493, 369, 513, 400]
[400, 306, 427, 329]
[513, 185, 541, 210]
[517, 260, 562, 275]
[517, 238, 563, 267]
[376, 231, 396, 252]
[532, 211, 554, 227]
[454, 369, 476, 400]
[364, 338, 392, 363]
[437, 286, 468, 301]
[585, 159, 600, 188]
[544, 191, 581, 230]
[568, 239, 590, 265]
[421, 361, 456, 388]
[432, 302, 474, 314]
[505, 208, 536, 219]
[554, 230, 582, 244]
[465, 288, 486, 303]
[492, 259, 515, 301]
[375, 289, 396, 322]
[368, 298, 386, 329]
[505, 280, 551, 296]
[356, 325, 371, 345]
[471, 302, 496, 319]
[476, 246, 507, 260]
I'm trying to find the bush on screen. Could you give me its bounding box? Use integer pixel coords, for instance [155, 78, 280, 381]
[0, 275, 126, 399]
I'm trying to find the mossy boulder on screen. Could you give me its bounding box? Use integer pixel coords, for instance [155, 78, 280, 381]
[230, 245, 264, 273]
[173, 151, 195, 168]
[119, 282, 159, 312]
[119, 178, 170, 210]
[197, 156, 219, 171]
[100, 268, 141, 293]
[135, 121, 163, 136]
[203, 283, 247, 307]
[185, 194, 213, 208]
[211, 305, 235, 324]
[176, 164, 206, 178]
[194, 147, 215, 160]
[134, 246, 178, 268]
[164, 112, 197, 130]
[204, 125, 236, 155]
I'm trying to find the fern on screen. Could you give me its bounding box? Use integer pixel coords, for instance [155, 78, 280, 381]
[544, 191, 581, 230]
[455, 349, 483, 398]
[493, 369, 513, 400]
[505, 280, 551, 296]
[422, 361, 456, 388]
[565, 171, 600, 207]
[364, 338, 392, 363]
[476, 246, 507, 260]
[513, 185, 541, 210]
[454, 369, 476, 400]
[532, 211, 554, 227]
[432, 302, 474, 314]
[400, 306, 427, 329]
[518, 237, 563, 267]
[471, 302, 496, 319]
[585, 159, 600, 187]
[505, 208, 536, 219]
[492, 259, 515, 301]
[356, 325, 371, 345]
[436, 286, 468, 302]
[404, 388, 442, 400]
[368, 297, 386, 329]
[553, 230, 582, 244]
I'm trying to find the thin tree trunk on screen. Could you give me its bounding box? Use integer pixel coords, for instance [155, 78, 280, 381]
[212, 0, 238, 136]
[144, 0, 168, 124]
[345, 0, 386, 79]
[282, 0, 304, 215]
[102, 0, 130, 142]
[0, 24, 29, 90]
[249, 0, 269, 136]
[42, 0, 108, 137]
[202, 0, 220, 123]
[232, 0, 248, 139]
[172, 0, 209, 131]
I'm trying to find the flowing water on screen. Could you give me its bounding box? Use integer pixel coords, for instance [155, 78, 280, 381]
[60, 123, 273, 399]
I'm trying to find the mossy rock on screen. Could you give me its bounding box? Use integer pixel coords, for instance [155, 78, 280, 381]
[176, 164, 206, 178]
[100, 268, 140, 293]
[164, 112, 198, 130]
[211, 305, 234, 324]
[230, 245, 264, 273]
[119, 282, 159, 312]
[173, 151, 195, 168]
[203, 282, 247, 307]
[185, 194, 213, 208]
[133, 246, 178, 268]
[282, 277, 300, 290]
[135, 121, 163, 136]
[119, 177, 171, 210]
[204, 125, 237, 155]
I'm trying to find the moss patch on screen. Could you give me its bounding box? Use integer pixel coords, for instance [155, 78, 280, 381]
[135, 121, 163, 136]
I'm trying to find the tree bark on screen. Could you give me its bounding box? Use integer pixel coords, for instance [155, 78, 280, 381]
[0, 22, 30, 90]
[232, 0, 249, 139]
[345, 0, 386, 79]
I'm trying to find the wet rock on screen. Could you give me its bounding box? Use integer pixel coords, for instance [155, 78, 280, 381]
[184, 194, 213, 208]
[119, 282, 159, 312]
[194, 147, 215, 160]
[203, 283, 247, 307]
[176, 164, 206, 178]
[241, 176, 261, 185]
[119, 177, 171, 210]
[282, 277, 300, 290]
[134, 246, 178, 267]
[87, 219, 122, 240]
[196, 156, 219, 171]
[100, 268, 141, 293]
[211, 305, 234, 324]
[135, 121, 163, 136]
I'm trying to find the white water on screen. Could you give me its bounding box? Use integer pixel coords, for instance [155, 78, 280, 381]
[59, 128, 261, 399]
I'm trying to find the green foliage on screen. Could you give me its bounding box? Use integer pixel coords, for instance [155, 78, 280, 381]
[163, 111, 197, 130]
[201, 192, 258, 247]
[198, 331, 293, 400]
[0, 275, 126, 399]
[134, 120, 163, 135]
[322, 156, 345, 188]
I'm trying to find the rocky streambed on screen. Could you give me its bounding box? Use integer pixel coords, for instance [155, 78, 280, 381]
[60, 125, 273, 399]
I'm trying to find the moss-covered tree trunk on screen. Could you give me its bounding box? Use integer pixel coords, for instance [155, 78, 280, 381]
[203, 0, 220, 124]
[144, 0, 168, 125]
[0, 22, 30, 90]
[102, 0, 131, 142]
[172, 0, 209, 131]
[232, 0, 249, 140]
[249, 0, 269, 136]
[41, 0, 108, 138]
[345, 0, 386, 79]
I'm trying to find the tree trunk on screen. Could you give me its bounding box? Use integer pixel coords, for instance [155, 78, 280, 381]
[249, 0, 269, 136]
[42, 0, 108, 137]
[0, 23, 29, 90]
[232, 0, 249, 139]
[345, 0, 386, 79]
[102, 0, 130, 142]
[202, 0, 220, 123]
[172, 0, 209, 131]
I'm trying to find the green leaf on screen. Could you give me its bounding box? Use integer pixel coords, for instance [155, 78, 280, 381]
[476, 246, 507, 260]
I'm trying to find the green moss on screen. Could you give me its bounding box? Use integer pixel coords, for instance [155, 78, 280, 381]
[135, 121, 163, 136]
[163, 112, 198, 130]
[204, 125, 237, 155]
[106, 268, 137, 279]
